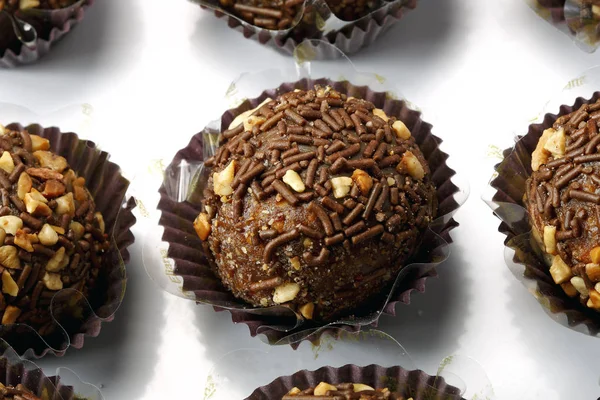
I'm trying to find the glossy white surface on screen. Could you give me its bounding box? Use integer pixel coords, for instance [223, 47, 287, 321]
[1, 0, 600, 398]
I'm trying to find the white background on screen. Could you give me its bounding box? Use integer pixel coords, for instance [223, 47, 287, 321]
[1, 0, 600, 398]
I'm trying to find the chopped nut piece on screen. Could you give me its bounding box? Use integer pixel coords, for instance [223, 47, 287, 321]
[26, 167, 63, 181]
[298, 302, 314, 319]
[386, 177, 395, 186]
[24, 194, 52, 217]
[28, 188, 48, 203]
[392, 120, 411, 140]
[70, 221, 85, 241]
[0, 246, 20, 270]
[213, 160, 236, 196]
[0, 151, 14, 174]
[330, 176, 353, 198]
[55, 192, 75, 215]
[561, 282, 578, 297]
[1, 271, 17, 297]
[290, 256, 301, 271]
[399, 151, 425, 180]
[543, 225, 557, 255]
[0, 216, 22, 236]
[14, 230, 33, 252]
[571, 276, 589, 297]
[588, 290, 600, 309]
[314, 382, 337, 396]
[282, 170, 305, 193]
[586, 263, 600, 282]
[372, 108, 389, 122]
[33, 151, 68, 172]
[1, 306, 20, 324]
[227, 98, 272, 130]
[94, 212, 105, 234]
[272, 282, 300, 304]
[591, 246, 600, 264]
[543, 127, 566, 158]
[17, 172, 32, 200]
[42, 272, 63, 291]
[46, 247, 67, 272]
[353, 384, 375, 392]
[531, 128, 554, 171]
[20, 0, 41, 9]
[0, 124, 4, 135]
[244, 115, 266, 132]
[30, 135, 50, 151]
[351, 169, 373, 196]
[287, 388, 301, 396]
[42, 179, 66, 198]
[73, 185, 87, 202]
[193, 213, 211, 241]
[38, 224, 59, 246]
[549, 255, 572, 284]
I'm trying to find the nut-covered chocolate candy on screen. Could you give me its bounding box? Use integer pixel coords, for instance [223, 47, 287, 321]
[217, 0, 376, 30]
[0, 382, 42, 400]
[0, 124, 110, 334]
[526, 97, 600, 311]
[283, 382, 412, 399]
[0, 0, 78, 12]
[194, 86, 437, 320]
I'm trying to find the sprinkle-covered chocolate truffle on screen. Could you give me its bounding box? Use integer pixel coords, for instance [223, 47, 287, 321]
[194, 85, 437, 320]
[0, 124, 110, 335]
[527, 97, 600, 311]
[282, 382, 412, 399]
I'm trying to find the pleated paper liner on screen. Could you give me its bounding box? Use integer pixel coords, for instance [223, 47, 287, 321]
[203, 329, 493, 399]
[488, 91, 600, 336]
[0, 339, 103, 399]
[0, 0, 93, 68]
[194, 0, 417, 57]
[248, 365, 463, 400]
[154, 76, 465, 346]
[0, 123, 135, 358]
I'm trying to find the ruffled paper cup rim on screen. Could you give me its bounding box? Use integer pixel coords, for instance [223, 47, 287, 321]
[246, 364, 464, 400]
[156, 77, 463, 346]
[0, 0, 93, 68]
[0, 339, 104, 399]
[198, 0, 417, 55]
[0, 123, 136, 358]
[489, 91, 600, 337]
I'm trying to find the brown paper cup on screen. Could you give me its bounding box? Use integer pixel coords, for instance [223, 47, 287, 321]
[0, 123, 135, 357]
[198, 0, 418, 56]
[247, 364, 463, 400]
[490, 92, 600, 336]
[0, 0, 92, 68]
[158, 78, 461, 345]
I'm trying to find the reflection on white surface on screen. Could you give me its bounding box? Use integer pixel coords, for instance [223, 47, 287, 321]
[0, 0, 600, 398]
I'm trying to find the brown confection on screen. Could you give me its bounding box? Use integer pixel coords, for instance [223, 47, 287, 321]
[0, 382, 42, 400]
[526, 97, 600, 311]
[194, 85, 437, 320]
[0, 124, 110, 335]
[282, 382, 411, 399]
[217, 0, 376, 30]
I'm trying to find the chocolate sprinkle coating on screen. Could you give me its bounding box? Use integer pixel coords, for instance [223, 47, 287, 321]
[0, 126, 110, 335]
[197, 86, 437, 320]
[527, 97, 600, 311]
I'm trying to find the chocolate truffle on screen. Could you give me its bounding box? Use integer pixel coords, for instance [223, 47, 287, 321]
[217, 0, 376, 30]
[0, 0, 78, 12]
[0, 124, 110, 335]
[526, 97, 600, 311]
[194, 85, 437, 320]
[283, 382, 412, 399]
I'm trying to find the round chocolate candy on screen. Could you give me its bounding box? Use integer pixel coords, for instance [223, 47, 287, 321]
[194, 85, 437, 321]
[0, 124, 110, 335]
[527, 97, 600, 311]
